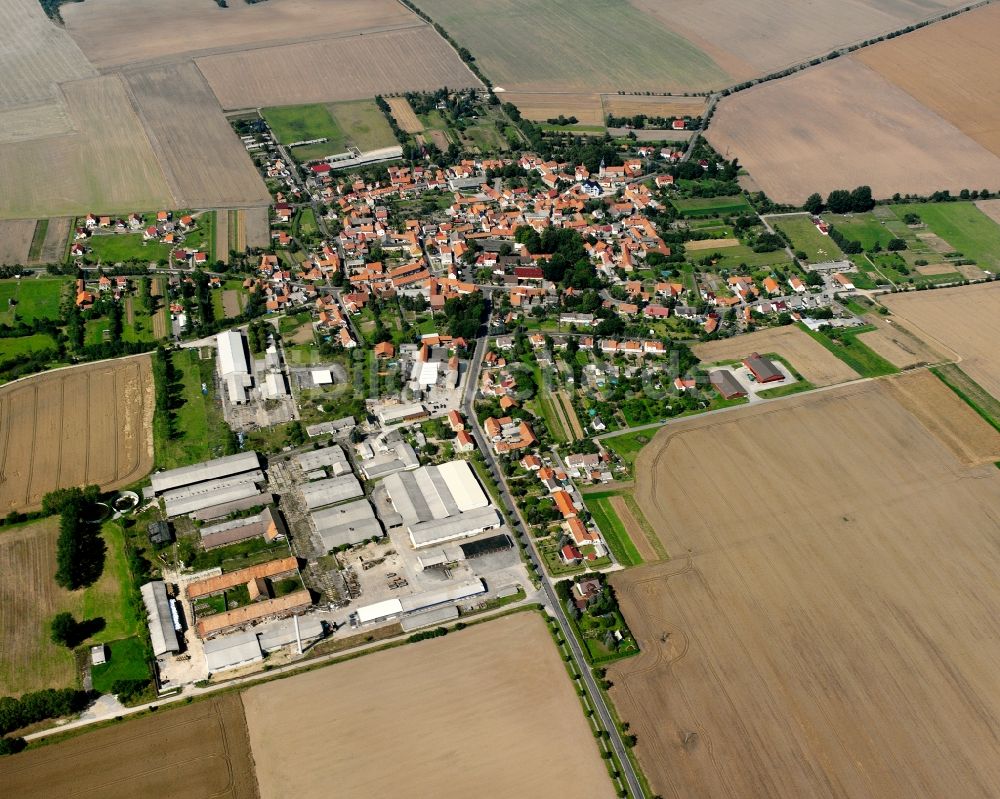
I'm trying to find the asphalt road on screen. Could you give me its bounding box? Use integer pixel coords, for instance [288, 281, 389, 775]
[462, 333, 645, 799]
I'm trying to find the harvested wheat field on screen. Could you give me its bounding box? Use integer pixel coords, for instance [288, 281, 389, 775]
[856, 315, 943, 369]
[386, 96, 422, 133]
[125, 62, 271, 208]
[0, 220, 36, 265]
[0, 75, 174, 219]
[503, 93, 606, 126]
[0, 694, 259, 798]
[974, 198, 1000, 226]
[197, 27, 480, 110]
[0, 356, 154, 513]
[856, 4, 1000, 158]
[610, 379, 1000, 798]
[63, 0, 419, 69]
[242, 613, 614, 799]
[707, 57, 1000, 204]
[882, 282, 1000, 399]
[684, 237, 738, 251]
[631, 0, 969, 82]
[603, 94, 706, 119]
[412, 0, 729, 93]
[693, 325, 857, 386]
[0, 0, 95, 115]
[36, 217, 71, 264]
[214, 207, 229, 263]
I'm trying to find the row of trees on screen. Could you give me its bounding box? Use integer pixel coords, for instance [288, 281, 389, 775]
[0, 688, 92, 736]
[52, 487, 105, 591]
[803, 186, 874, 215]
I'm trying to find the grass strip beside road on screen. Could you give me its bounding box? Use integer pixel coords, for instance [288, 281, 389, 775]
[798, 323, 898, 378]
[584, 493, 642, 567]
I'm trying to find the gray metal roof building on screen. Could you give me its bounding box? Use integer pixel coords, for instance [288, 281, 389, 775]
[204, 630, 262, 673]
[743, 352, 784, 383]
[192, 493, 273, 522]
[400, 605, 459, 631]
[358, 441, 419, 480]
[312, 499, 383, 550]
[164, 480, 263, 518]
[141, 580, 180, 657]
[300, 474, 363, 510]
[408, 507, 502, 548]
[709, 369, 748, 400]
[150, 451, 262, 495]
[295, 445, 351, 476]
[306, 417, 356, 437]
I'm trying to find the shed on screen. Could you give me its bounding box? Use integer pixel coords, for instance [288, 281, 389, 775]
[147, 520, 173, 546]
[90, 644, 107, 666]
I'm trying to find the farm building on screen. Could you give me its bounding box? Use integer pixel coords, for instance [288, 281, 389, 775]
[311, 498, 383, 551]
[199, 506, 288, 550]
[295, 444, 351, 476]
[141, 580, 181, 657]
[709, 369, 748, 400]
[187, 556, 300, 600]
[195, 591, 312, 639]
[306, 416, 355, 437]
[218, 330, 253, 404]
[147, 520, 173, 546]
[300, 474, 364, 510]
[383, 460, 501, 548]
[354, 578, 486, 625]
[204, 614, 326, 673]
[743, 353, 784, 384]
[149, 452, 265, 518]
[358, 440, 420, 480]
[377, 402, 428, 426]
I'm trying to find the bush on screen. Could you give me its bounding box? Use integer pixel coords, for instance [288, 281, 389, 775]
[110, 679, 151, 704]
[49, 612, 77, 647]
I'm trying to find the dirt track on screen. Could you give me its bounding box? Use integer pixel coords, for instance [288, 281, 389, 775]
[609, 379, 1000, 798]
[0, 356, 154, 512]
[242, 613, 614, 798]
[0, 694, 258, 798]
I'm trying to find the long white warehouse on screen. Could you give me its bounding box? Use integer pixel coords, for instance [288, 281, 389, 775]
[218, 330, 253, 405]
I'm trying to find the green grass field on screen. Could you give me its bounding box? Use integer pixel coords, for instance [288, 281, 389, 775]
[27, 219, 47, 262]
[263, 103, 346, 161]
[414, 0, 728, 92]
[706, 243, 791, 271]
[672, 194, 752, 217]
[799, 323, 897, 378]
[892, 201, 1000, 270]
[329, 99, 397, 151]
[0, 277, 68, 324]
[770, 214, 843, 263]
[0, 332, 56, 360]
[90, 636, 151, 694]
[155, 349, 234, 469]
[264, 100, 396, 162]
[602, 430, 653, 467]
[584, 492, 643, 567]
[86, 233, 171, 264]
[822, 212, 895, 250]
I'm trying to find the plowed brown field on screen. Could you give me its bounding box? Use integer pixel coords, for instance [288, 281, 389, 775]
[856, 4, 1000, 158]
[0, 694, 259, 798]
[882, 281, 1000, 400]
[125, 62, 271, 209]
[196, 27, 480, 110]
[242, 613, 614, 798]
[0, 220, 35, 265]
[693, 325, 858, 385]
[610, 380, 1000, 798]
[63, 0, 419, 69]
[706, 58, 1000, 204]
[0, 356, 154, 513]
[856, 315, 943, 370]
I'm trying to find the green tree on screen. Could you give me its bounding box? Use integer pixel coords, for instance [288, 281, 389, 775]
[803, 192, 824, 214]
[826, 189, 852, 214]
[50, 612, 77, 647]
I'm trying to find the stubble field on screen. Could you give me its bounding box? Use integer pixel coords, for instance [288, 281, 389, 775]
[411, 0, 729, 92]
[630, 0, 970, 81]
[0, 356, 155, 513]
[502, 93, 606, 126]
[0, 220, 36, 265]
[856, 314, 944, 370]
[611, 378, 1000, 798]
[241, 613, 614, 798]
[692, 325, 859, 386]
[125, 62, 271, 208]
[0, 694, 259, 798]
[62, 0, 420, 69]
[386, 97, 423, 132]
[881, 281, 1000, 400]
[196, 27, 481, 110]
[603, 94, 707, 119]
[0, 75, 174, 219]
[855, 4, 1000, 158]
[707, 57, 1000, 204]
